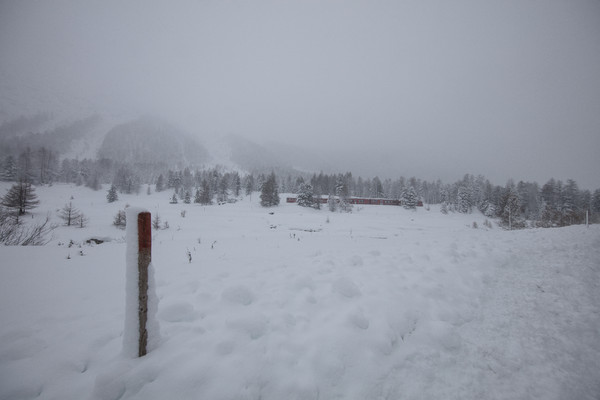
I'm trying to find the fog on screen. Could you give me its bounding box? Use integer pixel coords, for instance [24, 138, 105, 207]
[1, 0, 599, 187]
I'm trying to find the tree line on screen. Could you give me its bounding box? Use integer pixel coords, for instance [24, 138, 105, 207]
[2, 146, 599, 229]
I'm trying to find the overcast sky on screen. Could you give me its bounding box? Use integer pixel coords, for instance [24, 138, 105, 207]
[1, 0, 599, 188]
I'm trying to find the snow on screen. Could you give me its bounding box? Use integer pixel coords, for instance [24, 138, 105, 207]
[0, 183, 599, 400]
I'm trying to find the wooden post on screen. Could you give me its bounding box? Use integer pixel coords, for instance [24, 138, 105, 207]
[137, 212, 151, 357]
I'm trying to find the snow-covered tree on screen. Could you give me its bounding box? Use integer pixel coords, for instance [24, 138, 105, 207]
[501, 187, 523, 229]
[440, 201, 449, 214]
[244, 174, 255, 196]
[183, 190, 191, 204]
[591, 189, 600, 223]
[113, 210, 126, 229]
[155, 174, 164, 192]
[170, 192, 178, 204]
[1, 155, 17, 182]
[328, 194, 337, 212]
[371, 176, 384, 198]
[198, 179, 212, 205]
[106, 184, 118, 203]
[402, 186, 418, 210]
[457, 186, 472, 214]
[297, 183, 315, 208]
[260, 172, 280, 207]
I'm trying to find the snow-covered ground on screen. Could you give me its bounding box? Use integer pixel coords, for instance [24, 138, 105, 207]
[1, 183, 599, 400]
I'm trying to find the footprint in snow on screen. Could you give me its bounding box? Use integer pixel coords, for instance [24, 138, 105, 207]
[221, 285, 255, 306]
[158, 302, 197, 322]
[333, 277, 362, 298]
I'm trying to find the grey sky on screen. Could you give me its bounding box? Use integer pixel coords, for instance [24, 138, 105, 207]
[1, 0, 599, 188]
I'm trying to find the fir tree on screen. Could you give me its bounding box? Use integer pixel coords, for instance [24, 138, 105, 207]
[170, 192, 178, 204]
[457, 186, 472, 213]
[1, 155, 17, 182]
[260, 172, 280, 207]
[106, 185, 118, 203]
[156, 174, 165, 192]
[501, 187, 523, 229]
[297, 183, 315, 208]
[328, 194, 337, 212]
[199, 179, 212, 205]
[184, 190, 191, 204]
[402, 186, 418, 210]
[244, 175, 255, 196]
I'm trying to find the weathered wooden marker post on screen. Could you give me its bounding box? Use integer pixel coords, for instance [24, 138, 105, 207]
[124, 208, 159, 358]
[137, 211, 151, 357]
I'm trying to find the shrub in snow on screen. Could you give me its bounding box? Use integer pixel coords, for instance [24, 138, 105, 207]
[152, 213, 161, 230]
[0, 207, 55, 245]
[76, 213, 89, 228]
[113, 210, 126, 229]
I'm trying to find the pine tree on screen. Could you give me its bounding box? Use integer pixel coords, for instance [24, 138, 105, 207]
[402, 186, 418, 210]
[297, 183, 315, 208]
[328, 194, 337, 212]
[260, 172, 280, 207]
[233, 173, 242, 197]
[184, 191, 191, 204]
[106, 184, 118, 203]
[1, 181, 40, 219]
[591, 189, 600, 223]
[170, 192, 178, 204]
[199, 179, 212, 205]
[501, 187, 523, 229]
[113, 210, 126, 229]
[1, 155, 17, 182]
[440, 201, 449, 214]
[156, 174, 164, 192]
[335, 175, 352, 212]
[457, 186, 472, 213]
[244, 174, 255, 196]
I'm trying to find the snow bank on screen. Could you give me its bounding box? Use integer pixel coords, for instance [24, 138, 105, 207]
[123, 207, 160, 358]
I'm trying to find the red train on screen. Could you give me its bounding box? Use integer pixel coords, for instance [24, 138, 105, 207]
[286, 197, 423, 207]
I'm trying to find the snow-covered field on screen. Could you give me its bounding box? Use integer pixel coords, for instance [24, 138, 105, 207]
[1, 183, 599, 400]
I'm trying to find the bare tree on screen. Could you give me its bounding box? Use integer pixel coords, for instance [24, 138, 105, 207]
[0, 208, 55, 245]
[58, 202, 81, 226]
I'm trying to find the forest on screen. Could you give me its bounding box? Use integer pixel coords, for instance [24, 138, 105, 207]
[1, 145, 599, 230]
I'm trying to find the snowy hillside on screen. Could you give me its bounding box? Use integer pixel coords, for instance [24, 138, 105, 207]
[0, 183, 599, 400]
[97, 117, 209, 168]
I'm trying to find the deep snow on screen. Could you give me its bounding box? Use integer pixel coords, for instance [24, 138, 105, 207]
[0, 183, 599, 400]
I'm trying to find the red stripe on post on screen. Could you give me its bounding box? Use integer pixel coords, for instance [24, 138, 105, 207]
[138, 212, 152, 251]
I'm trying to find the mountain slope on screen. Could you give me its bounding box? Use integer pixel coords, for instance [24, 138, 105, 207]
[97, 117, 208, 167]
